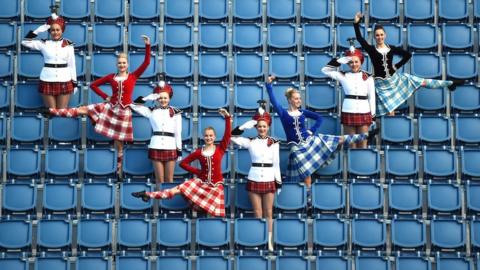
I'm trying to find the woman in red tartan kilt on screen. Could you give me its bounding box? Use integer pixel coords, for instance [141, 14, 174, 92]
[50, 36, 151, 176]
[132, 109, 231, 217]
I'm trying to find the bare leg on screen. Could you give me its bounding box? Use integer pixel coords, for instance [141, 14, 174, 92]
[164, 160, 176, 183]
[49, 105, 88, 117]
[56, 94, 71, 109]
[42, 94, 56, 108]
[356, 125, 369, 148]
[304, 175, 312, 188]
[261, 192, 275, 233]
[153, 161, 165, 185]
[421, 79, 453, 89]
[115, 140, 124, 176]
[248, 192, 263, 219]
[145, 186, 181, 199]
[343, 125, 357, 149]
[388, 111, 395, 116]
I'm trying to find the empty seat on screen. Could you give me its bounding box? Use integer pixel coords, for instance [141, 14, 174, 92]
[199, 0, 227, 21]
[0, 220, 32, 250]
[43, 182, 77, 213]
[313, 218, 347, 249]
[131, 115, 152, 143]
[451, 85, 480, 112]
[233, 23, 262, 50]
[235, 181, 253, 214]
[233, 0, 262, 21]
[11, 115, 44, 144]
[128, 23, 159, 49]
[157, 256, 190, 270]
[18, 52, 43, 77]
[314, 114, 341, 135]
[0, 83, 10, 111]
[164, 52, 194, 78]
[91, 52, 117, 77]
[305, 82, 337, 112]
[234, 53, 264, 79]
[456, 116, 480, 146]
[355, 256, 389, 270]
[423, 149, 457, 180]
[369, 0, 399, 21]
[267, 0, 295, 21]
[418, 115, 451, 145]
[49, 117, 81, 143]
[301, 0, 330, 21]
[471, 219, 480, 249]
[276, 256, 309, 270]
[268, 23, 297, 50]
[347, 149, 380, 178]
[269, 53, 299, 78]
[45, 149, 79, 177]
[271, 116, 287, 141]
[439, 0, 468, 21]
[436, 257, 473, 270]
[197, 256, 230, 270]
[196, 218, 230, 250]
[35, 257, 69, 270]
[274, 218, 308, 249]
[81, 182, 115, 213]
[407, 24, 437, 50]
[350, 182, 384, 213]
[389, 182, 422, 214]
[122, 147, 153, 177]
[0, 258, 28, 270]
[0, 52, 13, 78]
[446, 53, 478, 79]
[157, 218, 191, 249]
[431, 218, 466, 251]
[25, 0, 54, 19]
[7, 148, 41, 177]
[2, 183, 36, 213]
[312, 181, 345, 213]
[164, 0, 193, 21]
[199, 53, 229, 79]
[335, 0, 364, 21]
[14, 82, 42, 110]
[0, 22, 16, 48]
[94, 0, 124, 20]
[467, 183, 480, 214]
[77, 219, 112, 251]
[375, 23, 403, 47]
[234, 218, 268, 249]
[0, 116, 5, 142]
[411, 53, 441, 78]
[317, 256, 350, 270]
[415, 88, 447, 113]
[84, 148, 117, 177]
[385, 148, 419, 179]
[170, 83, 193, 109]
[164, 23, 193, 49]
[442, 23, 474, 50]
[428, 183, 461, 214]
[381, 116, 414, 145]
[336, 23, 366, 48]
[120, 183, 153, 212]
[462, 149, 480, 179]
[116, 256, 150, 270]
[63, 23, 88, 49]
[236, 256, 269, 270]
[302, 23, 333, 50]
[129, 0, 160, 20]
[234, 83, 264, 110]
[396, 256, 431, 270]
[93, 23, 124, 49]
[274, 183, 307, 215]
[199, 83, 229, 110]
[77, 257, 112, 270]
[37, 219, 72, 251]
[352, 218, 386, 249]
[199, 23, 228, 49]
[118, 218, 152, 249]
[60, 0, 89, 20]
[0, 0, 19, 19]
[305, 52, 331, 79]
[181, 116, 193, 142]
[404, 0, 434, 21]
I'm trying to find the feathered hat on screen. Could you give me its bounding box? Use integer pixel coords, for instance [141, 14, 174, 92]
[46, 5, 66, 32]
[252, 100, 271, 126]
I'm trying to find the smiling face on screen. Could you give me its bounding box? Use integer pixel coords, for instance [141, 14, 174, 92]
[117, 55, 128, 74]
[203, 128, 216, 146]
[157, 92, 170, 107]
[288, 91, 302, 109]
[348, 55, 362, 73]
[374, 28, 386, 46]
[49, 23, 63, 41]
[256, 120, 269, 137]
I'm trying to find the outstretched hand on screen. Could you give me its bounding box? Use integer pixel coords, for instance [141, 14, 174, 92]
[218, 108, 230, 118]
[267, 75, 276, 84]
[141, 35, 150, 45]
[354, 12, 363, 23]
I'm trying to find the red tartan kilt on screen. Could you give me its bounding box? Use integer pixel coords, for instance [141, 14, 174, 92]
[246, 180, 276, 194]
[39, 80, 74, 95]
[86, 103, 133, 141]
[148, 149, 178, 161]
[178, 178, 225, 217]
[341, 112, 372, 126]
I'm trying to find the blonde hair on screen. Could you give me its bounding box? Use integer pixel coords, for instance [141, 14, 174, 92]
[284, 87, 299, 100]
[204, 126, 216, 135]
[117, 52, 128, 60]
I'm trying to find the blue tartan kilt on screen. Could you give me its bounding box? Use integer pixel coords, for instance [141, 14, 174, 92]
[375, 72, 424, 116]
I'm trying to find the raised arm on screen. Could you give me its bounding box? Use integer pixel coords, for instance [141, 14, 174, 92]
[179, 150, 202, 176]
[302, 109, 323, 134]
[21, 24, 50, 50]
[219, 114, 232, 151]
[321, 57, 350, 82]
[265, 82, 285, 117]
[131, 37, 151, 78]
[129, 103, 153, 118]
[89, 74, 112, 100]
[390, 45, 412, 71]
[353, 13, 375, 55]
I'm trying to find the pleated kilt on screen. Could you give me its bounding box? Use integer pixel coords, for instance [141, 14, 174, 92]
[148, 149, 178, 161]
[246, 180, 276, 194]
[177, 178, 225, 217]
[86, 102, 133, 142]
[39, 80, 74, 95]
[341, 112, 372, 126]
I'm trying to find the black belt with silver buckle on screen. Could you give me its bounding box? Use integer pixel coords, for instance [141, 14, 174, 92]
[251, 163, 273, 167]
[153, 131, 174, 137]
[345, 95, 368, 100]
[44, 63, 68, 68]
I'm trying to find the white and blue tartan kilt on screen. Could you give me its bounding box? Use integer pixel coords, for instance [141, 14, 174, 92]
[375, 72, 424, 116]
[286, 135, 342, 182]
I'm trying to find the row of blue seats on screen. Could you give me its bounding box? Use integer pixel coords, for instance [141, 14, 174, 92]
[4, 0, 480, 23]
[0, 216, 479, 253]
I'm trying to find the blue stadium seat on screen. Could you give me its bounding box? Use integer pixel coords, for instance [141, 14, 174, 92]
[301, 0, 330, 21]
[197, 256, 230, 270]
[77, 219, 112, 251]
[451, 85, 480, 113]
[0, 258, 28, 270]
[268, 23, 297, 50]
[117, 219, 152, 250]
[385, 148, 419, 179]
[233, 23, 262, 50]
[128, 52, 157, 79]
[428, 183, 461, 214]
[122, 147, 153, 177]
[75, 53, 86, 78]
[7, 148, 41, 177]
[60, 0, 90, 20]
[165, 0, 194, 21]
[84, 148, 117, 177]
[407, 24, 437, 50]
[415, 88, 447, 113]
[94, 0, 124, 20]
[471, 219, 480, 250]
[431, 218, 466, 251]
[388, 183, 422, 214]
[157, 256, 190, 270]
[11, 114, 44, 144]
[129, 23, 159, 49]
[0, 52, 13, 78]
[131, 115, 152, 143]
[15, 82, 43, 110]
[312, 181, 345, 213]
[476, 0, 480, 20]
[442, 24, 474, 50]
[313, 218, 347, 250]
[355, 256, 389, 270]
[279, 148, 289, 175]
[347, 149, 380, 178]
[164, 23, 193, 49]
[236, 256, 269, 270]
[2, 183, 36, 214]
[314, 150, 343, 178]
[375, 23, 403, 47]
[404, 0, 434, 21]
[352, 218, 386, 250]
[336, 23, 366, 48]
[267, 0, 295, 21]
[350, 182, 384, 213]
[235, 181, 253, 214]
[467, 183, 480, 214]
[418, 115, 451, 146]
[271, 116, 287, 141]
[169, 83, 193, 110]
[455, 116, 480, 146]
[199, 23, 228, 50]
[439, 0, 468, 21]
[436, 257, 473, 270]
[182, 116, 193, 142]
[93, 23, 124, 49]
[199, 0, 227, 21]
[129, 0, 160, 20]
[91, 52, 117, 77]
[305, 82, 337, 112]
[77, 257, 112, 270]
[234, 83, 264, 110]
[43, 182, 77, 213]
[34, 257, 69, 270]
[198, 114, 227, 142]
[423, 149, 457, 180]
[274, 183, 307, 216]
[335, 0, 364, 21]
[25, 0, 54, 19]
[234, 53, 264, 79]
[158, 182, 190, 214]
[276, 256, 309, 270]
[233, 0, 262, 21]
[313, 114, 341, 135]
[0, 23, 16, 49]
[274, 218, 308, 250]
[269, 53, 299, 79]
[120, 183, 153, 212]
[396, 256, 430, 270]
[233, 115, 259, 139]
[305, 52, 331, 79]
[63, 23, 88, 49]
[116, 256, 150, 270]
[369, 0, 399, 21]
[462, 149, 480, 179]
[49, 117, 81, 144]
[164, 52, 194, 79]
[199, 53, 229, 80]
[0, 83, 10, 111]
[174, 150, 191, 177]
[234, 218, 268, 249]
[45, 149, 79, 177]
[411, 53, 441, 78]
[317, 256, 350, 270]
[0, 116, 5, 142]
[0, 220, 32, 251]
[157, 218, 191, 250]
[81, 182, 115, 213]
[37, 219, 72, 251]
[86, 118, 113, 144]
[0, 0, 20, 19]
[446, 53, 478, 79]
[302, 23, 333, 51]
[196, 218, 230, 250]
